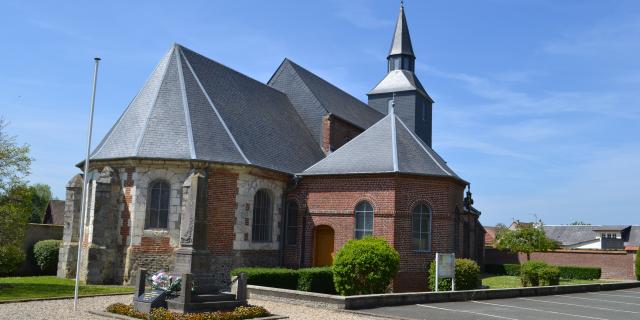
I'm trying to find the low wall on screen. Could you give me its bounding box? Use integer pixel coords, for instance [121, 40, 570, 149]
[485, 248, 637, 279]
[18, 223, 64, 276]
[248, 281, 640, 310]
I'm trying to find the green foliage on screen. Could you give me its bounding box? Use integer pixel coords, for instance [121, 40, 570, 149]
[636, 248, 640, 281]
[520, 260, 547, 287]
[428, 258, 481, 291]
[0, 118, 32, 196]
[297, 267, 335, 294]
[33, 240, 62, 274]
[539, 265, 561, 286]
[231, 267, 298, 290]
[570, 221, 591, 225]
[106, 304, 270, 320]
[485, 263, 521, 276]
[332, 237, 400, 295]
[0, 245, 25, 276]
[28, 184, 52, 223]
[486, 263, 600, 280]
[495, 223, 558, 260]
[558, 266, 600, 280]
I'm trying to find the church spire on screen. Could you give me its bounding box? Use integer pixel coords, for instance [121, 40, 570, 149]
[387, 2, 415, 72]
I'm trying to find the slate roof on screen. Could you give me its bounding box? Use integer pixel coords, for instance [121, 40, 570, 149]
[268, 59, 383, 132]
[91, 44, 324, 174]
[368, 70, 431, 100]
[389, 3, 415, 58]
[301, 110, 463, 182]
[543, 225, 640, 246]
[43, 200, 65, 225]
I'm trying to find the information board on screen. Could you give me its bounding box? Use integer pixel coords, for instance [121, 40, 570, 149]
[434, 252, 456, 292]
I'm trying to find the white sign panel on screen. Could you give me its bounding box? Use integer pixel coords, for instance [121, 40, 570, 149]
[437, 253, 455, 278]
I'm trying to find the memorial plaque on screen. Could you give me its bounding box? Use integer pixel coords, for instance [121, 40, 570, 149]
[437, 253, 455, 278]
[134, 289, 167, 313]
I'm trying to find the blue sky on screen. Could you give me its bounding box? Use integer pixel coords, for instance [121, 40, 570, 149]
[1, 0, 638, 226]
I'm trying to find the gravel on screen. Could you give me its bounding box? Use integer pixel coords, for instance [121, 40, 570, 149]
[0, 295, 376, 320]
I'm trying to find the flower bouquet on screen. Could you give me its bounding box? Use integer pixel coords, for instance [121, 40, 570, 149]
[147, 270, 182, 296]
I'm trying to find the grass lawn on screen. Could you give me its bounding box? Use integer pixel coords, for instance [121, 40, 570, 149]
[0, 276, 133, 302]
[481, 274, 607, 289]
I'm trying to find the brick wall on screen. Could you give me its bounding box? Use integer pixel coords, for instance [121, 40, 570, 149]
[322, 115, 364, 154]
[485, 248, 637, 280]
[289, 173, 480, 292]
[207, 168, 238, 254]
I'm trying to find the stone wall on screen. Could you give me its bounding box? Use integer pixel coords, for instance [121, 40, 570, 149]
[18, 224, 63, 276]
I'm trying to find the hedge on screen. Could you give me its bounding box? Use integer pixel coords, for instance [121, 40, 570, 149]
[485, 263, 601, 280]
[230, 267, 337, 294]
[33, 239, 62, 274]
[231, 267, 298, 290]
[636, 249, 640, 281]
[0, 245, 25, 276]
[520, 261, 548, 287]
[297, 267, 335, 294]
[485, 263, 520, 276]
[428, 258, 481, 291]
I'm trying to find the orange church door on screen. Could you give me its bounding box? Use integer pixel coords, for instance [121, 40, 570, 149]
[313, 226, 334, 267]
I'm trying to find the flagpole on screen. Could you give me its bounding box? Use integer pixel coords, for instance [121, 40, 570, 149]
[74, 57, 100, 311]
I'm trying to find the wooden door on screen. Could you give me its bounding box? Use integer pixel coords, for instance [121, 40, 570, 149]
[313, 226, 334, 267]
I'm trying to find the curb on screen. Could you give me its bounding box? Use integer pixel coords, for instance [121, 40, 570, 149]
[0, 292, 133, 304]
[88, 310, 288, 319]
[248, 281, 640, 310]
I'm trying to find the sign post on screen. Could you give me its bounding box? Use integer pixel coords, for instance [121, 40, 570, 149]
[434, 253, 455, 292]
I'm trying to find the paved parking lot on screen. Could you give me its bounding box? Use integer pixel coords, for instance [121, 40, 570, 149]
[356, 287, 640, 320]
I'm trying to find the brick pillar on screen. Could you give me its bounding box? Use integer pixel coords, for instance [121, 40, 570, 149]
[57, 174, 84, 278]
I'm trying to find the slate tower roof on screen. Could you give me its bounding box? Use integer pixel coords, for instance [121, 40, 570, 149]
[388, 2, 415, 58]
[301, 107, 463, 182]
[91, 44, 324, 174]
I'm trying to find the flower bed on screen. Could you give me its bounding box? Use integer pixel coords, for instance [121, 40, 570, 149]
[106, 303, 270, 320]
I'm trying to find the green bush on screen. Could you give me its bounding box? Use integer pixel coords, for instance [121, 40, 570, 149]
[332, 237, 400, 296]
[428, 258, 481, 291]
[231, 267, 298, 290]
[521, 261, 553, 287]
[33, 239, 62, 274]
[636, 250, 640, 281]
[558, 266, 601, 280]
[0, 245, 25, 276]
[297, 267, 335, 294]
[539, 265, 561, 286]
[485, 263, 521, 276]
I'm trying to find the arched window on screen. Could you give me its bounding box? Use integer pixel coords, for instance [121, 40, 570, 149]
[146, 180, 170, 229]
[252, 189, 272, 242]
[285, 201, 298, 245]
[354, 201, 374, 239]
[412, 204, 432, 251]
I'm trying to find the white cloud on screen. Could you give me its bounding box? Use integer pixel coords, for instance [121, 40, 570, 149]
[331, 0, 393, 29]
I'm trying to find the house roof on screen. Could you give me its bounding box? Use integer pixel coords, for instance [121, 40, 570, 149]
[268, 59, 383, 131]
[300, 110, 463, 182]
[90, 44, 324, 174]
[543, 225, 640, 246]
[389, 3, 415, 58]
[43, 200, 65, 225]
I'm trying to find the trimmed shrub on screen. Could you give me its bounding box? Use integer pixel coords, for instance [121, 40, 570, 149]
[520, 260, 548, 287]
[428, 258, 481, 291]
[332, 237, 400, 295]
[485, 263, 521, 276]
[231, 267, 298, 290]
[0, 245, 25, 276]
[297, 267, 336, 294]
[636, 249, 640, 281]
[558, 266, 601, 280]
[33, 239, 62, 274]
[539, 265, 561, 286]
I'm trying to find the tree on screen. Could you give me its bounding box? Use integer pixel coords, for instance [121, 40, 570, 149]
[28, 184, 52, 223]
[495, 221, 557, 261]
[0, 118, 31, 196]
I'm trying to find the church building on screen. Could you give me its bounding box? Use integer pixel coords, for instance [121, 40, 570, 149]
[57, 4, 484, 292]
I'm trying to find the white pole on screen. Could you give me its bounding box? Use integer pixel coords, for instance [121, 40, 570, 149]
[73, 57, 100, 311]
[451, 253, 456, 292]
[435, 253, 439, 292]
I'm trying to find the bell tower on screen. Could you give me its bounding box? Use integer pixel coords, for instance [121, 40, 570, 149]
[367, 2, 434, 146]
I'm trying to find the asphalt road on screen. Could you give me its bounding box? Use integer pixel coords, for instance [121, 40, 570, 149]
[354, 287, 640, 320]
